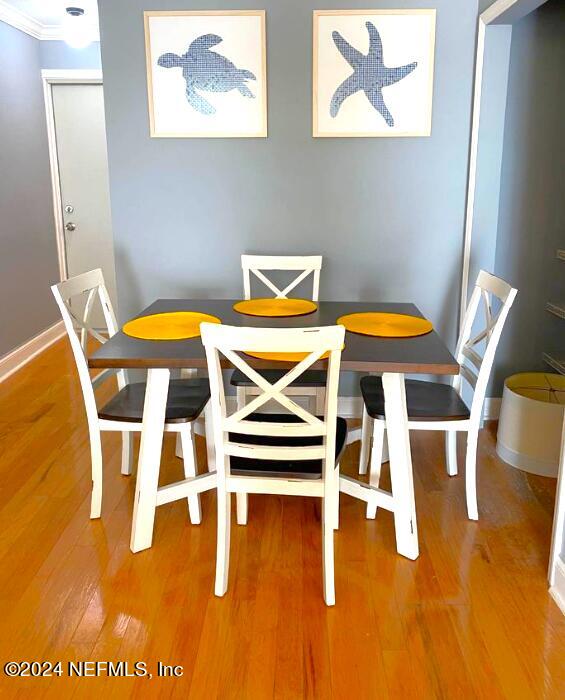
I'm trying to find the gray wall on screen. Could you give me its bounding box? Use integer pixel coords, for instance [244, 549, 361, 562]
[491, 0, 565, 393]
[40, 40, 101, 69]
[98, 0, 480, 394]
[0, 22, 60, 357]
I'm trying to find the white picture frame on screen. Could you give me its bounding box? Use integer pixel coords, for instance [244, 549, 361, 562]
[144, 10, 267, 138]
[313, 9, 436, 138]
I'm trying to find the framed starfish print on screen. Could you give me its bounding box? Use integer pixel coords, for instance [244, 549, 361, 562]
[313, 9, 436, 137]
[144, 10, 267, 138]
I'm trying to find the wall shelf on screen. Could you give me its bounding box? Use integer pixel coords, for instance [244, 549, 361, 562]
[544, 253, 565, 374]
[547, 302, 565, 320]
[543, 353, 565, 375]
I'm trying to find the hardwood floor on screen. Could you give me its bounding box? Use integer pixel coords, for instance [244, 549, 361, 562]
[0, 338, 564, 698]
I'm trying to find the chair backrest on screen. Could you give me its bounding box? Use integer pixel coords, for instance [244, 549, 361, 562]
[241, 255, 323, 301]
[454, 270, 517, 420]
[51, 269, 126, 425]
[201, 323, 344, 482]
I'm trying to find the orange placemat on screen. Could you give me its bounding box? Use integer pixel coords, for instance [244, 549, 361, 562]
[243, 349, 332, 362]
[233, 298, 317, 317]
[337, 312, 432, 338]
[122, 311, 221, 340]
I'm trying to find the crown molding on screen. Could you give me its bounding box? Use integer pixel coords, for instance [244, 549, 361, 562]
[0, 0, 99, 41]
[0, 0, 42, 38]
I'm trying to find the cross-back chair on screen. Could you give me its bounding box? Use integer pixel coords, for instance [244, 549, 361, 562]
[241, 254, 323, 301]
[358, 270, 517, 521]
[51, 269, 210, 533]
[202, 322, 346, 606]
[232, 254, 325, 406]
[231, 255, 327, 522]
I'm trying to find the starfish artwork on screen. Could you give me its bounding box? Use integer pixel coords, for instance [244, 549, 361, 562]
[330, 21, 418, 127]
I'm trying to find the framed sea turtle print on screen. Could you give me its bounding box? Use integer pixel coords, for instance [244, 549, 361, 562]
[144, 10, 267, 138]
[313, 9, 436, 137]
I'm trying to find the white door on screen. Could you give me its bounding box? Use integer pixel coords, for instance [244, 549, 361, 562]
[52, 83, 117, 319]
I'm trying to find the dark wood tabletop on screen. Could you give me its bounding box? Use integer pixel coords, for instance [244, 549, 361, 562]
[88, 299, 459, 375]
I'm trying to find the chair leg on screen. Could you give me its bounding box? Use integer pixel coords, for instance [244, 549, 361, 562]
[359, 407, 374, 475]
[366, 419, 385, 519]
[121, 432, 134, 476]
[315, 387, 325, 416]
[309, 393, 317, 416]
[333, 464, 340, 530]
[215, 486, 231, 597]
[465, 427, 480, 521]
[176, 369, 197, 460]
[445, 431, 458, 476]
[180, 426, 202, 525]
[204, 400, 216, 472]
[236, 493, 248, 525]
[322, 495, 336, 606]
[175, 433, 183, 460]
[236, 386, 246, 411]
[90, 428, 103, 519]
[235, 387, 249, 523]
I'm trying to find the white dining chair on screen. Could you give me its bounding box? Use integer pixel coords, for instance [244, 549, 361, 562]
[230, 254, 327, 524]
[202, 322, 346, 606]
[232, 255, 325, 407]
[358, 270, 517, 521]
[51, 269, 210, 529]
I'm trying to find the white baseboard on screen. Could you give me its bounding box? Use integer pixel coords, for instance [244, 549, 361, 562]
[222, 395, 362, 418]
[337, 396, 363, 418]
[550, 556, 565, 617]
[0, 321, 65, 384]
[223, 395, 500, 422]
[483, 397, 501, 421]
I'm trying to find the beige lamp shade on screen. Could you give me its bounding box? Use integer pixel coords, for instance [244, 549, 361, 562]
[496, 373, 565, 477]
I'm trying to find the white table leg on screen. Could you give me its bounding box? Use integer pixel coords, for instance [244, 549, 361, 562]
[130, 368, 170, 553]
[382, 372, 419, 560]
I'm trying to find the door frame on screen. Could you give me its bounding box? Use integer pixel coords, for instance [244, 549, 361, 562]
[461, 0, 564, 596]
[459, 0, 547, 329]
[42, 69, 104, 282]
[460, 0, 547, 322]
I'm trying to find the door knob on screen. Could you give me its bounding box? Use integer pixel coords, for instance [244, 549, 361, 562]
[65, 222, 77, 232]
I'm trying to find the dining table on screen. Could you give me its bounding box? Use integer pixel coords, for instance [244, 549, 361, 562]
[89, 298, 459, 559]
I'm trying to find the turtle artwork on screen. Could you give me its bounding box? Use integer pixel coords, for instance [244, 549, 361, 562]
[157, 34, 257, 115]
[330, 21, 418, 127]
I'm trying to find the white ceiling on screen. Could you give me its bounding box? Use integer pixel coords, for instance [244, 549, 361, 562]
[3, 0, 98, 28]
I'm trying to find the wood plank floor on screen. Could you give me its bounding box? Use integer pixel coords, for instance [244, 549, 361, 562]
[0, 338, 564, 698]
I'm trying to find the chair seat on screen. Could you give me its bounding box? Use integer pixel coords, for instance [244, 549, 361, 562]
[230, 368, 326, 388]
[229, 413, 347, 479]
[98, 378, 210, 424]
[360, 376, 470, 422]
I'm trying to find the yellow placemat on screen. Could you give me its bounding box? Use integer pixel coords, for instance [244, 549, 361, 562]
[244, 349, 332, 362]
[233, 298, 317, 317]
[122, 311, 221, 340]
[337, 312, 433, 338]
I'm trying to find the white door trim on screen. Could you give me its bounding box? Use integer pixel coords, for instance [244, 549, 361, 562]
[42, 69, 104, 283]
[549, 418, 565, 589]
[550, 556, 565, 617]
[460, 0, 548, 325]
[459, 0, 563, 588]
